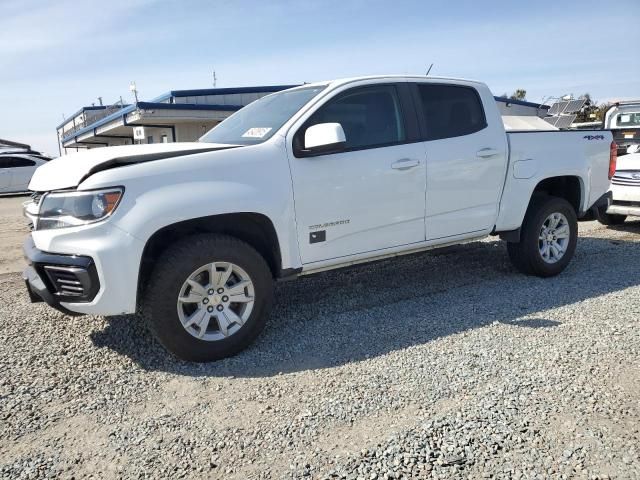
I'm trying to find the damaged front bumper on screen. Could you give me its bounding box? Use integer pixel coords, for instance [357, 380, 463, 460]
[22, 235, 99, 316]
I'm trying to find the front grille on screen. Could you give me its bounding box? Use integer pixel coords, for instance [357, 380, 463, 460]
[43, 266, 89, 297]
[612, 171, 640, 187]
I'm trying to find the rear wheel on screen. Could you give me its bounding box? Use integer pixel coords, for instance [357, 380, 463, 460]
[141, 234, 273, 362]
[507, 196, 578, 277]
[598, 212, 626, 226]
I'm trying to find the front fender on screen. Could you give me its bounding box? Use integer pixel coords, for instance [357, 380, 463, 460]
[112, 180, 300, 271]
[79, 140, 302, 272]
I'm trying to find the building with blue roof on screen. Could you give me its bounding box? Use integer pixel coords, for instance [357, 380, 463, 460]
[56, 85, 297, 155]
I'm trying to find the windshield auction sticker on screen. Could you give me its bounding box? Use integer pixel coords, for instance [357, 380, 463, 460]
[242, 127, 272, 138]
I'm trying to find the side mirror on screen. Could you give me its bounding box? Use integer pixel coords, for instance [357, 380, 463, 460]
[304, 123, 346, 154]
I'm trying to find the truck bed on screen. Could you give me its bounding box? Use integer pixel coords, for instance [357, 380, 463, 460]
[495, 129, 612, 231]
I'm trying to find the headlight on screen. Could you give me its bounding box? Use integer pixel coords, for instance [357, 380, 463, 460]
[36, 188, 123, 230]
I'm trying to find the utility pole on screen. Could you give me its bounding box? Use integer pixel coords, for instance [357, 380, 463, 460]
[213, 70, 217, 88]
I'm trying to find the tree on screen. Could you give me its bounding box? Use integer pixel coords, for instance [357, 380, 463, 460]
[575, 93, 609, 123]
[510, 89, 527, 101]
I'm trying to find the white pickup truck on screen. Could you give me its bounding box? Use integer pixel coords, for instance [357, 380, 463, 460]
[604, 100, 640, 156]
[23, 76, 615, 361]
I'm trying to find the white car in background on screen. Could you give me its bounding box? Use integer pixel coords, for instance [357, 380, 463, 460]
[0, 152, 50, 194]
[600, 152, 640, 225]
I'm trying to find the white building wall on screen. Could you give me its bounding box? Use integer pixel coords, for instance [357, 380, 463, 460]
[104, 138, 131, 147]
[175, 123, 219, 142]
[135, 126, 174, 144]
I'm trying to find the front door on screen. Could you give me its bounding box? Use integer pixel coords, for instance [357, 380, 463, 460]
[9, 158, 37, 191]
[287, 84, 427, 264]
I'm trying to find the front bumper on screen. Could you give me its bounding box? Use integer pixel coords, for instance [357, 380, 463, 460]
[22, 221, 144, 316]
[607, 183, 640, 217]
[23, 236, 99, 315]
[608, 203, 640, 217]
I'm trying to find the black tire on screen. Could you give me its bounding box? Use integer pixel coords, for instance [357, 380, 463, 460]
[507, 195, 578, 277]
[141, 234, 273, 362]
[598, 212, 627, 226]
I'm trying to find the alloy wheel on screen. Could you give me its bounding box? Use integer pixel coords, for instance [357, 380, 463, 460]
[538, 212, 570, 264]
[176, 262, 255, 341]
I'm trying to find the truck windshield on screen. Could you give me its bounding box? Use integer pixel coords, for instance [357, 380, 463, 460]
[199, 86, 326, 145]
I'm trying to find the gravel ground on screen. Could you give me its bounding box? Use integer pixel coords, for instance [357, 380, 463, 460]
[1, 214, 639, 479]
[0, 195, 29, 274]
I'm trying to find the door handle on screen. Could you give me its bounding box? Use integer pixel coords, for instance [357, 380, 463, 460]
[391, 158, 420, 170]
[476, 148, 500, 158]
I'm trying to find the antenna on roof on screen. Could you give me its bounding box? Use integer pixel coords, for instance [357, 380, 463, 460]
[426, 63, 434, 76]
[213, 70, 217, 88]
[129, 81, 139, 103]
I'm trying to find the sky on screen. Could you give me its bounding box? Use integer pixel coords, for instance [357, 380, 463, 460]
[1, 0, 639, 156]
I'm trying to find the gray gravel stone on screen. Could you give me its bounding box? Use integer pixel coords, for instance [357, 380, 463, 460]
[1, 220, 639, 479]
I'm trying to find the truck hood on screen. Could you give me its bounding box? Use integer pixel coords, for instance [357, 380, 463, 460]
[616, 153, 640, 171]
[29, 142, 238, 191]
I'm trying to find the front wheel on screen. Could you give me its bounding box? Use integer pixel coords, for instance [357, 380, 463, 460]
[141, 234, 274, 362]
[507, 196, 578, 277]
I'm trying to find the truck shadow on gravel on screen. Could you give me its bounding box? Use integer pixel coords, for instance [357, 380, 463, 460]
[600, 218, 640, 234]
[91, 234, 640, 377]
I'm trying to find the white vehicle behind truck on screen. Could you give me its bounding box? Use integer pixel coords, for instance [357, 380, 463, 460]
[604, 100, 640, 156]
[23, 75, 615, 361]
[599, 152, 640, 225]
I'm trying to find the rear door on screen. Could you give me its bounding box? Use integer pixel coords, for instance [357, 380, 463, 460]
[287, 83, 427, 264]
[0, 157, 12, 192]
[9, 157, 37, 191]
[412, 82, 508, 241]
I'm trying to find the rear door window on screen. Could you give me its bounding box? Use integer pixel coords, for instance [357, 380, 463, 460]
[416, 84, 487, 140]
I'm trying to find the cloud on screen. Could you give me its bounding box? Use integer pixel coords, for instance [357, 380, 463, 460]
[0, 0, 156, 58]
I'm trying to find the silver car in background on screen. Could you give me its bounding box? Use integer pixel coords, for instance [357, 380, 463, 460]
[0, 151, 50, 194]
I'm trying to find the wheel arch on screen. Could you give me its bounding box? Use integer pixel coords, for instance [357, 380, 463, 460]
[497, 175, 583, 242]
[530, 175, 584, 214]
[136, 213, 282, 310]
